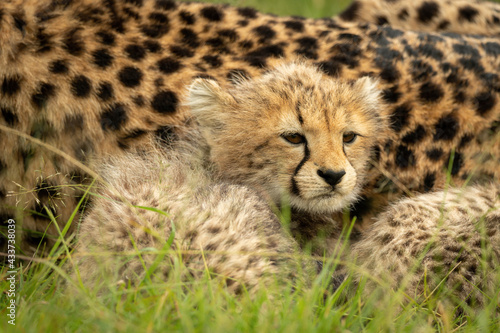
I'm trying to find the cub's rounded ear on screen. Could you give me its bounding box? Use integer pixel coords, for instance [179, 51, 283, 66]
[353, 76, 381, 106]
[187, 78, 235, 130]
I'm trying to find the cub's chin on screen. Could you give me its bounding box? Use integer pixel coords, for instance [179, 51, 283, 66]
[270, 189, 361, 215]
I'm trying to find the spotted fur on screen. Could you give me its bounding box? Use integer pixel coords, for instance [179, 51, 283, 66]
[343, 184, 500, 309]
[75, 144, 315, 294]
[340, 0, 500, 36]
[75, 62, 382, 289]
[0, 0, 499, 255]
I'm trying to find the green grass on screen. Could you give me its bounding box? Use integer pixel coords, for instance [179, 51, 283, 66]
[188, 0, 352, 18]
[1, 207, 499, 332]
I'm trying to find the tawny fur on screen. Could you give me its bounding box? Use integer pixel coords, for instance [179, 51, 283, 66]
[339, 0, 500, 36]
[344, 184, 500, 308]
[75, 62, 381, 290]
[75, 142, 316, 294]
[0, 0, 499, 259]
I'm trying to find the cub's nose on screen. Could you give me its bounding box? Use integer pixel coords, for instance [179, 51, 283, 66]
[317, 169, 346, 189]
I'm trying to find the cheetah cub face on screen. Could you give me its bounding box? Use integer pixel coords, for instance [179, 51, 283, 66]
[188, 63, 386, 214]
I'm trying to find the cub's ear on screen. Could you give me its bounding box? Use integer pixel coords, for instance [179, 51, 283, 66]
[353, 76, 381, 107]
[187, 78, 235, 131]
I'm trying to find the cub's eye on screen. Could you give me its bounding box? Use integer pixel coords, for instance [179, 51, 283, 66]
[343, 132, 357, 144]
[282, 133, 306, 145]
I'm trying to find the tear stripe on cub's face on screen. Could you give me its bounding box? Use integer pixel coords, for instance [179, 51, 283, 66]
[187, 62, 387, 214]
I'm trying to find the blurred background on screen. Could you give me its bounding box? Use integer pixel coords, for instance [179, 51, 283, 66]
[187, 0, 352, 18]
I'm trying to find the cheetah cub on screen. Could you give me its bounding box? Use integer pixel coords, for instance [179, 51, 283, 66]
[188, 62, 386, 253]
[344, 184, 500, 308]
[74, 62, 384, 292]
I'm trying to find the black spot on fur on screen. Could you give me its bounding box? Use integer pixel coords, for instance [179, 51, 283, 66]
[118, 66, 143, 87]
[71, 75, 92, 98]
[349, 195, 372, 222]
[453, 44, 480, 57]
[96, 31, 115, 45]
[483, 42, 500, 56]
[423, 172, 436, 191]
[459, 57, 484, 74]
[149, 12, 168, 23]
[141, 23, 169, 38]
[381, 86, 401, 104]
[417, 1, 440, 23]
[239, 40, 254, 49]
[330, 43, 362, 68]
[155, 125, 177, 144]
[49, 60, 69, 74]
[458, 6, 479, 22]
[63, 28, 84, 56]
[101, 103, 128, 131]
[433, 115, 459, 141]
[453, 91, 466, 104]
[179, 10, 195, 25]
[201, 6, 224, 21]
[35, 28, 53, 53]
[369, 30, 389, 47]
[122, 128, 147, 140]
[419, 82, 444, 103]
[13, 14, 26, 34]
[151, 90, 178, 114]
[398, 9, 409, 21]
[382, 26, 404, 38]
[338, 33, 362, 43]
[1, 106, 18, 127]
[1, 76, 21, 96]
[426, 148, 443, 161]
[155, 0, 177, 10]
[411, 60, 435, 82]
[417, 43, 443, 60]
[316, 60, 342, 77]
[31, 82, 55, 109]
[284, 20, 304, 32]
[244, 44, 284, 67]
[133, 95, 145, 107]
[218, 28, 239, 41]
[437, 20, 450, 30]
[374, 48, 401, 83]
[180, 28, 200, 48]
[376, 16, 388, 25]
[395, 145, 416, 168]
[92, 49, 114, 68]
[125, 0, 143, 7]
[125, 44, 146, 61]
[446, 151, 463, 176]
[474, 91, 496, 116]
[402, 125, 427, 144]
[390, 103, 412, 132]
[96, 82, 114, 101]
[237, 7, 258, 19]
[202, 55, 222, 68]
[339, 1, 360, 21]
[145, 40, 161, 53]
[253, 25, 276, 43]
[238, 20, 249, 27]
[170, 45, 193, 58]
[158, 57, 182, 74]
[295, 37, 318, 59]
[458, 134, 474, 148]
